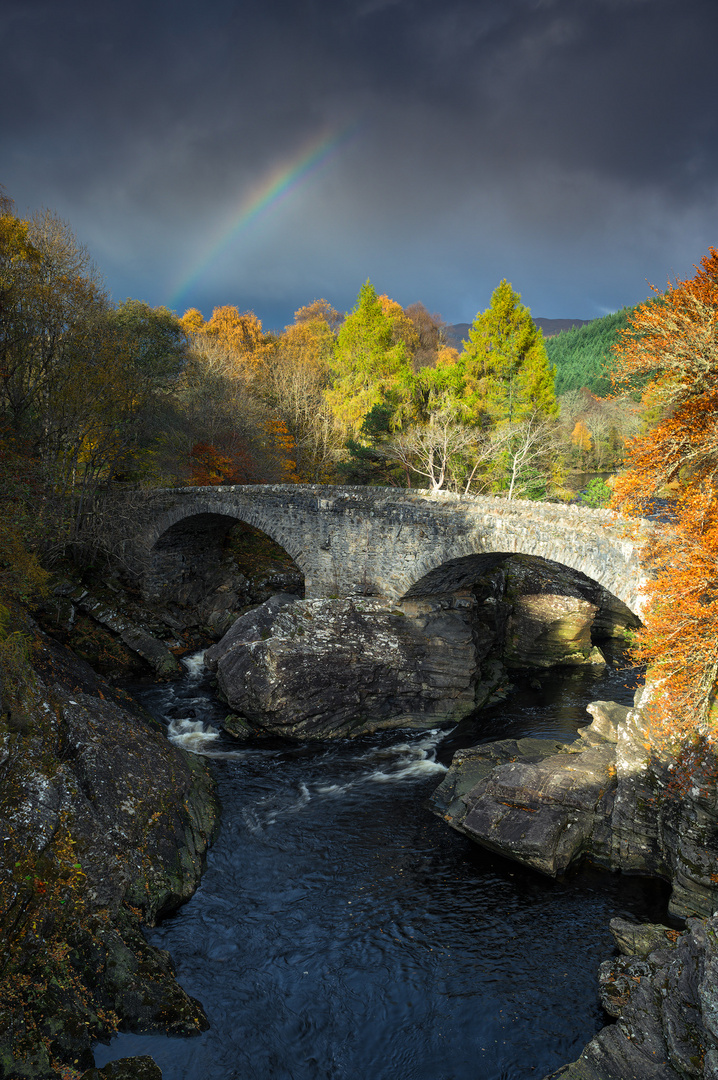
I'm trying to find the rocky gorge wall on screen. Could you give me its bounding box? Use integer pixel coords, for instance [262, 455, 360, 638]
[22, 527, 708, 1080]
[0, 619, 219, 1079]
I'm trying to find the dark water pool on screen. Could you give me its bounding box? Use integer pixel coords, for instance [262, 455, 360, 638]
[95, 648, 668, 1080]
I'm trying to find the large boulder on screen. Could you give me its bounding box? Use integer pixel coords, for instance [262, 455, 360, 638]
[431, 728, 617, 876]
[205, 595, 505, 739]
[204, 555, 639, 741]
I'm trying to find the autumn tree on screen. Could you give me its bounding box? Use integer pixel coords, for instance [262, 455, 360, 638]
[179, 307, 205, 334]
[571, 419, 593, 466]
[108, 299, 186, 386]
[0, 207, 105, 435]
[558, 387, 640, 472]
[404, 302, 446, 370]
[188, 305, 275, 382]
[293, 298, 342, 332]
[611, 247, 718, 730]
[166, 334, 275, 487]
[378, 294, 420, 356]
[174, 302, 342, 487]
[262, 312, 341, 481]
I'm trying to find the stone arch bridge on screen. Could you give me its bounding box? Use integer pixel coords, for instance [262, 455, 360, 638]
[136, 484, 652, 618]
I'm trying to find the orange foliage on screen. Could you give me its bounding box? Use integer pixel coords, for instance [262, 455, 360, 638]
[292, 298, 342, 332]
[203, 305, 270, 363]
[627, 492, 718, 732]
[189, 439, 256, 486]
[179, 307, 205, 334]
[436, 346, 460, 369]
[611, 248, 718, 734]
[378, 294, 420, 353]
[571, 420, 592, 453]
[613, 248, 718, 416]
[264, 419, 300, 484]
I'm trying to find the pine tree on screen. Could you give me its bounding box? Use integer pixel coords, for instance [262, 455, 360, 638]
[461, 279, 557, 425]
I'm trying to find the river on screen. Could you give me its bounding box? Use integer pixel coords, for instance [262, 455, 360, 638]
[94, 646, 668, 1080]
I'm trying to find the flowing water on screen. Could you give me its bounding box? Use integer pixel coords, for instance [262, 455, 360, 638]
[95, 647, 668, 1080]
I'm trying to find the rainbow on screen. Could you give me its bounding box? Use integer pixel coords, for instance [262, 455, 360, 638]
[168, 127, 353, 310]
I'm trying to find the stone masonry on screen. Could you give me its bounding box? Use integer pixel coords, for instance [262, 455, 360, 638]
[136, 484, 653, 617]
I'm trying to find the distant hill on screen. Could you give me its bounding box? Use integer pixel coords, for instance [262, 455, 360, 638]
[534, 317, 593, 337]
[544, 308, 636, 395]
[444, 317, 591, 350]
[443, 323, 472, 350]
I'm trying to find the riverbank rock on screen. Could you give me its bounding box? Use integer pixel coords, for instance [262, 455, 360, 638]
[434, 691, 718, 920]
[435, 697, 718, 1080]
[205, 595, 507, 739]
[50, 582, 182, 677]
[81, 1058, 162, 1080]
[608, 917, 680, 958]
[500, 558, 608, 669]
[431, 728, 617, 876]
[546, 915, 718, 1080]
[0, 618, 219, 1078]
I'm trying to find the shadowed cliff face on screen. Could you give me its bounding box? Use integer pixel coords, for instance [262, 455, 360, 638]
[0, 623, 219, 1078]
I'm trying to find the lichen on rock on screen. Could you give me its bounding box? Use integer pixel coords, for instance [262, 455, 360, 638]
[546, 915, 718, 1080]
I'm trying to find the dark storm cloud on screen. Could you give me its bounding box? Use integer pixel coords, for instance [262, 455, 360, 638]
[2, 0, 717, 325]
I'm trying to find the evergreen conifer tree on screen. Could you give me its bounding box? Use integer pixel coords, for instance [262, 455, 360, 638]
[461, 279, 557, 425]
[325, 281, 413, 435]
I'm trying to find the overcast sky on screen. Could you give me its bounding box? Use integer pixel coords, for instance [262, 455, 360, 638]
[3, 0, 717, 329]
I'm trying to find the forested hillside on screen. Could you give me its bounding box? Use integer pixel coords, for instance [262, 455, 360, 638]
[546, 308, 635, 394]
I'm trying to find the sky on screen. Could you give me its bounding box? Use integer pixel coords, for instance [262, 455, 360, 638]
[2, 0, 717, 331]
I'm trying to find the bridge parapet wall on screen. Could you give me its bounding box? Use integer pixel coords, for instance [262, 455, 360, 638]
[137, 484, 652, 618]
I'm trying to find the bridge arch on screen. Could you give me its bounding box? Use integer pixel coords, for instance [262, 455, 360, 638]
[146, 500, 308, 574]
[141, 494, 308, 608]
[398, 529, 644, 619]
